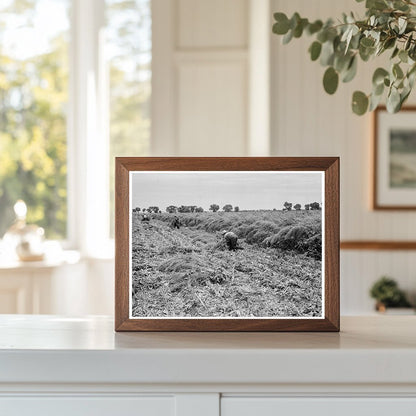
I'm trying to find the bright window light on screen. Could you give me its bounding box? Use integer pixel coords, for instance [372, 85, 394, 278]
[0, 0, 70, 239]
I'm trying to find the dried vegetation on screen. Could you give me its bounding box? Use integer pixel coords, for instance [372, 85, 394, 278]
[131, 210, 322, 318]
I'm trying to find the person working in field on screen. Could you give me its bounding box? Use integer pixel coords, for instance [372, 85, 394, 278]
[221, 230, 239, 251]
[171, 216, 181, 229]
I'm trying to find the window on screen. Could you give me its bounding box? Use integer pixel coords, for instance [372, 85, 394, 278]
[0, 0, 151, 252]
[0, 0, 70, 239]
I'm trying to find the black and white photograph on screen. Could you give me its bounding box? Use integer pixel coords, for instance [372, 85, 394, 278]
[129, 171, 324, 319]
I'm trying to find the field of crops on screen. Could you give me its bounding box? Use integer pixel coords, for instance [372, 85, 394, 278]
[131, 210, 322, 318]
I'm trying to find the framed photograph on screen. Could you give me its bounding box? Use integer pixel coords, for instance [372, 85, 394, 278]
[374, 106, 416, 209]
[115, 157, 339, 332]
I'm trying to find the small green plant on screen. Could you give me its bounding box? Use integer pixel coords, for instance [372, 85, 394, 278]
[369, 276, 411, 309]
[272, 0, 416, 115]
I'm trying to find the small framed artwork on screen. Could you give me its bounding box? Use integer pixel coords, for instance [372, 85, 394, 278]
[374, 106, 416, 209]
[115, 157, 339, 332]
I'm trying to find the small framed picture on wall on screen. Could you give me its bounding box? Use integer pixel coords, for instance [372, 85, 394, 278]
[374, 106, 416, 209]
[115, 157, 339, 332]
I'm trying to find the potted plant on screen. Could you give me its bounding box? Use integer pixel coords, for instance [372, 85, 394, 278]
[369, 276, 413, 313]
[272, 0, 416, 115]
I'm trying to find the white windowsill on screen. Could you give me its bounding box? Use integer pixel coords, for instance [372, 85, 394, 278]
[0, 249, 81, 271]
[0, 237, 115, 270]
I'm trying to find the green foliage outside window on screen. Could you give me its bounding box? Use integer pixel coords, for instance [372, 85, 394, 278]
[0, 1, 69, 238]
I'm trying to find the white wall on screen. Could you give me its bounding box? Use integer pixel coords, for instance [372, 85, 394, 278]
[152, 0, 268, 157]
[271, 0, 416, 313]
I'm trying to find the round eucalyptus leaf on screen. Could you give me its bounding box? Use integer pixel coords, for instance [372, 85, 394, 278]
[273, 13, 290, 34]
[352, 91, 369, 115]
[368, 0, 388, 11]
[307, 20, 323, 35]
[408, 70, 416, 88]
[393, 63, 404, 79]
[290, 12, 301, 30]
[369, 92, 383, 112]
[342, 56, 357, 83]
[320, 40, 335, 66]
[282, 29, 293, 44]
[360, 37, 375, 48]
[334, 52, 351, 72]
[393, 0, 409, 11]
[383, 37, 396, 50]
[372, 68, 389, 86]
[359, 44, 375, 62]
[398, 16, 407, 34]
[293, 18, 308, 38]
[349, 32, 361, 49]
[293, 22, 302, 38]
[399, 50, 408, 63]
[373, 82, 385, 96]
[323, 67, 339, 95]
[400, 88, 411, 107]
[387, 88, 401, 113]
[317, 29, 328, 43]
[309, 41, 322, 61]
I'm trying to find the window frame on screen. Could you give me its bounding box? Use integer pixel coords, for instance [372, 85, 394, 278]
[67, 0, 111, 257]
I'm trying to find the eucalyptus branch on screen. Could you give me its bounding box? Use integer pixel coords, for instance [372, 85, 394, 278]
[272, 0, 416, 115]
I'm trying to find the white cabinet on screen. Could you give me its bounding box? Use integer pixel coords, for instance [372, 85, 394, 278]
[1, 397, 175, 416]
[3, 396, 416, 416]
[0, 316, 416, 416]
[222, 398, 416, 416]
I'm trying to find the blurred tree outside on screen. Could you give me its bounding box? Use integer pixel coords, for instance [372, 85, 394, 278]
[0, 0, 70, 239]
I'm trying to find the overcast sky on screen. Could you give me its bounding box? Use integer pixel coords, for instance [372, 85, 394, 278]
[131, 171, 323, 211]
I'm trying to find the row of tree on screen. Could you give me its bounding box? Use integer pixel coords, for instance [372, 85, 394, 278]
[168, 205, 204, 213]
[133, 206, 161, 213]
[132, 204, 241, 214]
[283, 202, 321, 211]
[209, 204, 239, 212]
[133, 202, 321, 214]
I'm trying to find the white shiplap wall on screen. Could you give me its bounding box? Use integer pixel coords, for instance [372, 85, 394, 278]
[152, 0, 249, 156]
[271, 0, 416, 313]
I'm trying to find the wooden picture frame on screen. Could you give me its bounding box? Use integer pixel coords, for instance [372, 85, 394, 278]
[373, 106, 416, 210]
[115, 157, 339, 332]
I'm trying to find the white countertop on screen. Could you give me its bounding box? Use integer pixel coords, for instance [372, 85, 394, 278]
[0, 315, 415, 386]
